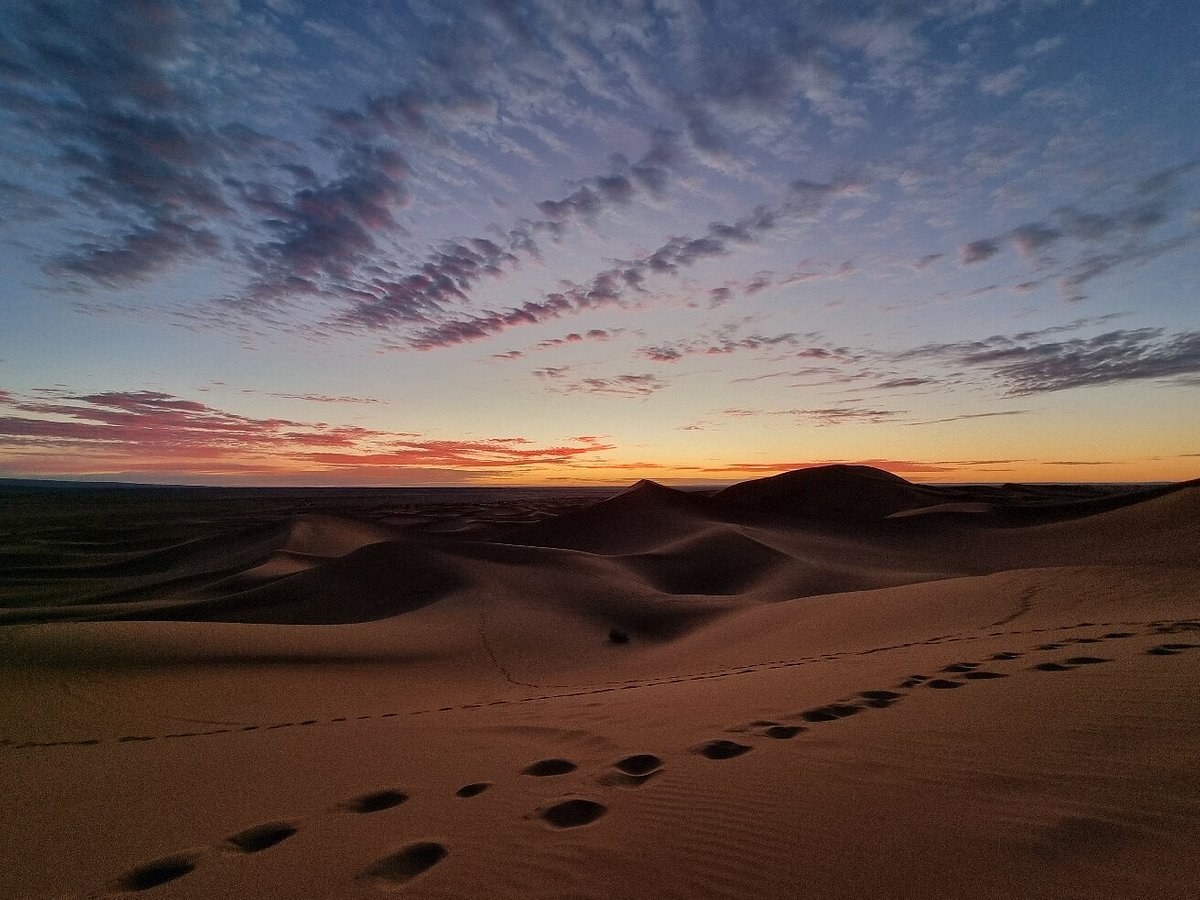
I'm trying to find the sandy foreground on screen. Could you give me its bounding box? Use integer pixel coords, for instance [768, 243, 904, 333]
[2, 466, 1198, 899]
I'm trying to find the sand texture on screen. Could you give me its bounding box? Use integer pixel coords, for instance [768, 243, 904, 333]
[2, 467, 1199, 898]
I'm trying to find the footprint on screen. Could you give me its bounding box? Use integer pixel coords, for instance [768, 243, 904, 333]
[225, 821, 298, 854]
[859, 690, 902, 708]
[940, 663, 980, 673]
[764, 725, 805, 739]
[800, 704, 859, 723]
[989, 652, 1022, 661]
[522, 758, 577, 776]
[540, 798, 607, 828]
[1037, 643, 1066, 651]
[1064, 657, 1108, 666]
[1033, 662, 1072, 672]
[615, 754, 663, 776]
[359, 842, 448, 887]
[110, 853, 198, 892]
[1103, 632, 1135, 639]
[899, 675, 928, 688]
[692, 739, 751, 760]
[860, 690, 902, 701]
[1154, 622, 1200, 634]
[925, 679, 964, 689]
[962, 671, 1007, 680]
[455, 782, 492, 798]
[1147, 646, 1180, 656]
[344, 789, 408, 813]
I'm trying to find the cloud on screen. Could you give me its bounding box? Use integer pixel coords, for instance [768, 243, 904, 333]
[717, 405, 905, 426]
[7, 1, 897, 341]
[0, 387, 613, 480]
[300, 438, 617, 470]
[336, 168, 868, 350]
[791, 406, 907, 426]
[961, 239, 1001, 264]
[317, 133, 689, 332]
[980, 65, 1026, 97]
[551, 374, 667, 398]
[908, 410, 1029, 426]
[954, 160, 1200, 298]
[394, 197, 803, 350]
[534, 329, 622, 350]
[533, 132, 684, 222]
[636, 331, 805, 362]
[875, 377, 936, 389]
[1, 2, 234, 285]
[781, 260, 856, 285]
[47, 218, 222, 287]
[901, 327, 1200, 395]
[708, 286, 734, 306]
[1010, 224, 1062, 258]
[638, 346, 685, 363]
[7, 1, 699, 310]
[326, 235, 523, 330]
[407, 298, 573, 351]
[259, 392, 386, 404]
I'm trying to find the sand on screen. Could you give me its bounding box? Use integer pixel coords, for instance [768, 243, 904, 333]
[1, 466, 1198, 898]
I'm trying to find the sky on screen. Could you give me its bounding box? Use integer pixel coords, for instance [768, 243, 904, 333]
[0, 0, 1197, 486]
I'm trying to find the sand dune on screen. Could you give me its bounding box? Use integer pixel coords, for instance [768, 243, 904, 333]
[712, 463, 946, 520]
[1, 467, 1198, 898]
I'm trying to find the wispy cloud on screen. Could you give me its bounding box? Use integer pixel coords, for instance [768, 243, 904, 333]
[717, 404, 906, 426]
[900, 327, 1200, 395]
[396, 183, 861, 351]
[636, 330, 809, 362]
[956, 160, 1200, 300]
[549, 374, 667, 398]
[907, 410, 1029, 426]
[258, 392, 387, 405]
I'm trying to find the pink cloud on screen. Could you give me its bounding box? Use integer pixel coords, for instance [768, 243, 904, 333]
[0, 388, 616, 482]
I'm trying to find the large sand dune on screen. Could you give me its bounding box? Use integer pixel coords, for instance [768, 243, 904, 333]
[1, 468, 1198, 898]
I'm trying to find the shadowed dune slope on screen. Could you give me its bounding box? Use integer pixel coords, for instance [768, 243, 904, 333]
[517, 479, 714, 553]
[122, 538, 469, 625]
[618, 527, 792, 596]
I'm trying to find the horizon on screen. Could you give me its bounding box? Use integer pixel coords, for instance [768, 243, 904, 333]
[2, 2, 1198, 487]
[0, 468, 1184, 491]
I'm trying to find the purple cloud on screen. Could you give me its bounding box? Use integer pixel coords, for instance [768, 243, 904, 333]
[961, 239, 1001, 264]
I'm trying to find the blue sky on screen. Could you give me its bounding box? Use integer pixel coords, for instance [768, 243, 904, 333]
[1, 0, 1197, 484]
